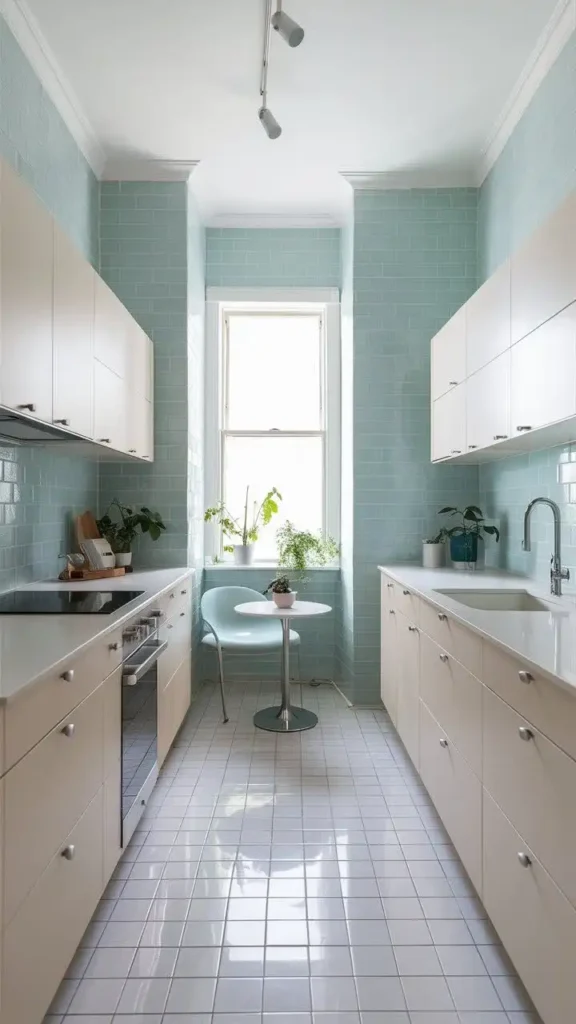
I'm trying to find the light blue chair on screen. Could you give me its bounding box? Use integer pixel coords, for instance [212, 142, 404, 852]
[201, 586, 301, 723]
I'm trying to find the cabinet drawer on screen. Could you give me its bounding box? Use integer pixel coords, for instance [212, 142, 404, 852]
[4, 627, 122, 772]
[483, 791, 576, 1024]
[419, 700, 482, 892]
[419, 632, 482, 777]
[1, 788, 104, 1024]
[159, 605, 192, 691]
[483, 686, 576, 908]
[158, 654, 192, 766]
[4, 682, 104, 924]
[482, 639, 576, 760]
[380, 573, 396, 611]
[394, 585, 420, 623]
[419, 599, 482, 677]
[156, 579, 192, 621]
[396, 615, 420, 768]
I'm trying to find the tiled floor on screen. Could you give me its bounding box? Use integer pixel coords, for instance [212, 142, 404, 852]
[46, 680, 541, 1024]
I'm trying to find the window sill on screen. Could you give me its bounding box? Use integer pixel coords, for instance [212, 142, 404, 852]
[204, 561, 340, 572]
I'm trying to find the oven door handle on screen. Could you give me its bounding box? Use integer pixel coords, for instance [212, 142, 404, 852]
[122, 640, 168, 686]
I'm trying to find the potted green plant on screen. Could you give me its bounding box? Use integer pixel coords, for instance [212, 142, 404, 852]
[204, 486, 281, 564]
[422, 529, 448, 569]
[276, 521, 339, 577]
[264, 573, 297, 609]
[97, 499, 166, 567]
[438, 504, 500, 568]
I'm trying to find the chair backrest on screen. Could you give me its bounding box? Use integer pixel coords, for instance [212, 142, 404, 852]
[201, 586, 267, 637]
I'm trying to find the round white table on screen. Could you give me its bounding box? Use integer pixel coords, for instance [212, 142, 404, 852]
[235, 600, 332, 733]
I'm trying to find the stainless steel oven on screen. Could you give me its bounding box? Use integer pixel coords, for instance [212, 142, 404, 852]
[120, 611, 167, 846]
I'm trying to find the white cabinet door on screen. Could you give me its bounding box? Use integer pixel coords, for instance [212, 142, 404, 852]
[126, 322, 154, 460]
[511, 191, 576, 344]
[467, 259, 511, 376]
[431, 307, 466, 400]
[510, 303, 576, 436]
[466, 351, 510, 451]
[0, 159, 54, 421]
[380, 587, 399, 724]
[431, 384, 466, 461]
[94, 277, 129, 379]
[94, 360, 126, 452]
[396, 616, 420, 768]
[53, 225, 95, 438]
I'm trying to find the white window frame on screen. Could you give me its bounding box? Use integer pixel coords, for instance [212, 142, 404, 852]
[205, 287, 341, 564]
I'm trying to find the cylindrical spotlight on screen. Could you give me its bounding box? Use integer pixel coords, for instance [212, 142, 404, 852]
[258, 106, 282, 139]
[271, 10, 304, 47]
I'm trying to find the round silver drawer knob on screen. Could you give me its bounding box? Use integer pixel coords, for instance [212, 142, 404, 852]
[61, 845, 76, 861]
[517, 852, 532, 868]
[439, 738, 449, 748]
[61, 723, 75, 738]
[518, 726, 534, 742]
[60, 669, 74, 682]
[438, 613, 447, 622]
[439, 653, 449, 663]
[518, 670, 533, 684]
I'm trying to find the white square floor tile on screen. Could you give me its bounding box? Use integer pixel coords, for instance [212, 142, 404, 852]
[174, 946, 221, 977]
[265, 946, 310, 977]
[311, 977, 358, 1012]
[219, 946, 266, 976]
[309, 945, 353, 976]
[165, 976, 218, 1013]
[400, 976, 454, 1012]
[447, 976, 504, 1012]
[83, 947, 135, 978]
[214, 977, 264, 1013]
[355, 976, 406, 1012]
[349, 946, 397, 976]
[263, 977, 312, 1012]
[393, 945, 442, 976]
[67, 978, 125, 1015]
[115, 977, 171, 1013]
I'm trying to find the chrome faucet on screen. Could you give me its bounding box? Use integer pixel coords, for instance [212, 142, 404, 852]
[522, 497, 570, 597]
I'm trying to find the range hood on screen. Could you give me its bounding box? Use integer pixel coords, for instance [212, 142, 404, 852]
[0, 407, 79, 443]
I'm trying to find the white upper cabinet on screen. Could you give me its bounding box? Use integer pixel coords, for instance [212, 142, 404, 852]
[125, 322, 154, 460]
[466, 259, 510, 376]
[94, 277, 130, 380]
[511, 191, 576, 344]
[432, 384, 466, 462]
[466, 351, 510, 452]
[53, 225, 95, 438]
[93, 360, 126, 453]
[431, 307, 466, 400]
[511, 303, 576, 436]
[0, 160, 54, 422]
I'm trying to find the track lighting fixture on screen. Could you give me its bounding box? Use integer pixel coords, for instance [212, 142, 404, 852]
[258, 0, 304, 139]
[271, 8, 305, 47]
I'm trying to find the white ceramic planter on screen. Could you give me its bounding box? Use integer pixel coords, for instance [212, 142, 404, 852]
[272, 590, 297, 608]
[115, 552, 133, 568]
[233, 544, 254, 566]
[422, 542, 445, 569]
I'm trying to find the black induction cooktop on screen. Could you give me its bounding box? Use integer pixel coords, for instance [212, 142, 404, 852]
[0, 590, 144, 615]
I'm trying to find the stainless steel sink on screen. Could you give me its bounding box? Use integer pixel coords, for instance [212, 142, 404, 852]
[433, 589, 552, 612]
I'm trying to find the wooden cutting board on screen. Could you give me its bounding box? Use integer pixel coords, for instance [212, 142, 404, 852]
[75, 511, 100, 546]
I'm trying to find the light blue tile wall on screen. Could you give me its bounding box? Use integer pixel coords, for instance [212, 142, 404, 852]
[206, 228, 341, 287]
[98, 181, 191, 569]
[478, 31, 576, 587]
[349, 189, 479, 703]
[202, 568, 339, 683]
[0, 16, 100, 590]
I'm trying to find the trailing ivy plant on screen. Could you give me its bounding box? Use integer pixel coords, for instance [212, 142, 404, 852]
[276, 521, 339, 577]
[204, 486, 282, 554]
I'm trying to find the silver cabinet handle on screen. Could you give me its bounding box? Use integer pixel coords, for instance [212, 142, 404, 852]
[518, 670, 533, 684]
[450, 449, 462, 454]
[169, 592, 175, 599]
[123, 640, 168, 686]
[97, 437, 111, 443]
[439, 738, 448, 748]
[516, 425, 532, 432]
[181, 589, 188, 595]
[387, 583, 393, 588]
[438, 613, 447, 621]
[518, 726, 534, 742]
[439, 653, 449, 663]
[408, 625, 418, 633]
[468, 444, 478, 449]
[128, 448, 137, 453]
[388, 609, 395, 615]
[60, 669, 74, 682]
[180, 611, 185, 617]
[448, 380, 459, 386]
[402, 589, 410, 596]
[517, 852, 531, 868]
[109, 642, 121, 652]
[17, 403, 36, 412]
[493, 434, 508, 440]
[61, 845, 76, 861]
[61, 723, 75, 738]
[53, 418, 70, 426]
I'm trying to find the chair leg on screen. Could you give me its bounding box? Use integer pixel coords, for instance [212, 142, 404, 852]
[217, 644, 229, 723]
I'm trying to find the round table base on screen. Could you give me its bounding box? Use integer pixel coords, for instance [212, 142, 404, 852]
[253, 705, 318, 733]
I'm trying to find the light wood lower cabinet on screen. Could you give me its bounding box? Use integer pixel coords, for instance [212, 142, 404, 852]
[396, 614, 420, 768]
[483, 791, 576, 1024]
[1, 788, 104, 1024]
[158, 653, 192, 767]
[419, 700, 482, 892]
[380, 600, 398, 724]
[419, 632, 482, 777]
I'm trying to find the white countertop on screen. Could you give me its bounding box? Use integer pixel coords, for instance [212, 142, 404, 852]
[0, 568, 193, 703]
[379, 564, 576, 695]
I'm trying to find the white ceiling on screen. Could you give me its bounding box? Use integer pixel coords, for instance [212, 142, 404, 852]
[14, 0, 568, 222]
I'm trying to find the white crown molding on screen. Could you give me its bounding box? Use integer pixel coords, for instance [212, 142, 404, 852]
[340, 169, 477, 190]
[478, 0, 576, 184]
[0, 0, 106, 176]
[205, 212, 340, 227]
[102, 158, 199, 182]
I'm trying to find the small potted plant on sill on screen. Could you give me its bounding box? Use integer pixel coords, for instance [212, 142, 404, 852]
[204, 486, 281, 565]
[276, 521, 339, 579]
[264, 574, 297, 608]
[422, 529, 448, 569]
[438, 504, 500, 568]
[97, 499, 166, 567]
